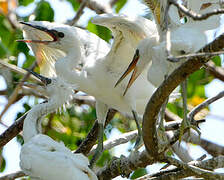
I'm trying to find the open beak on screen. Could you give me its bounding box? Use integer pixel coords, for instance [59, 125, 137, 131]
[24, 68, 52, 85]
[17, 22, 58, 44]
[114, 49, 140, 96]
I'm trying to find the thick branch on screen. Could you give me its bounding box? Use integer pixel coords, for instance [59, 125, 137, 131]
[0, 112, 27, 149]
[143, 33, 224, 159]
[75, 109, 116, 155]
[97, 150, 155, 180]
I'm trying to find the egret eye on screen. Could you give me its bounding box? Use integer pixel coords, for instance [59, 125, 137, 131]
[58, 32, 65, 38]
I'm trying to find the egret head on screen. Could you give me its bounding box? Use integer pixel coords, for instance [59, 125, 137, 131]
[114, 38, 156, 96]
[18, 21, 81, 54]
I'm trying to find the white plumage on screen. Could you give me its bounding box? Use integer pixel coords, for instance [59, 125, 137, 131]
[19, 14, 158, 165]
[20, 74, 97, 180]
[116, 0, 222, 91]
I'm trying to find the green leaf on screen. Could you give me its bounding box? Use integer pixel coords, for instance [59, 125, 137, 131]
[0, 157, 6, 172]
[16, 134, 24, 145]
[18, 0, 34, 6]
[35, 0, 54, 22]
[130, 168, 147, 179]
[87, 21, 112, 42]
[212, 55, 221, 66]
[115, 0, 127, 13]
[66, 0, 80, 11]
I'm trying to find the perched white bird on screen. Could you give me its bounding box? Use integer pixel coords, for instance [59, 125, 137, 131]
[116, 0, 222, 91]
[19, 21, 110, 77]
[20, 70, 97, 180]
[115, 0, 222, 138]
[19, 14, 158, 166]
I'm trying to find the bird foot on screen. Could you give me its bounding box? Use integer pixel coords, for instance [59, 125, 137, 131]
[179, 118, 201, 143]
[157, 123, 169, 153]
[133, 132, 143, 151]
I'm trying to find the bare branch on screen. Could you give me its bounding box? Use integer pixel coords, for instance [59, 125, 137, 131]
[136, 156, 224, 180]
[188, 90, 224, 122]
[186, 131, 224, 157]
[0, 60, 41, 83]
[165, 156, 224, 179]
[69, 0, 88, 26]
[76, 0, 112, 14]
[88, 130, 137, 156]
[168, 51, 224, 63]
[0, 171, 25, 180]
[205, 61, 224, 82]
[0, 112, 27, 149]
[97, 150, 156, 180]
[0, 62, 37, 121]
[75, 109, 116, 155]
[170, 0, 224, 21]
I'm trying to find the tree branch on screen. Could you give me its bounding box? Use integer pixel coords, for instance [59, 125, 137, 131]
[205, 61, 224, 82]
[76, 0, 112, 14]
[0, 62, 37, 121]
[68, 0, 88, 26]
[0, 112, 27, 149]
[0, 171, 25, 180]
[170, 0, 224, 21]
[142, 32, 224, 159]
[188, 90, 224, 122]
[75, 109, 116, 155]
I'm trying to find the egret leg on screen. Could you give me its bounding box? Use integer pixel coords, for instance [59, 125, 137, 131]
[89, 122, 104, 168]
[132, 110, 142, 150]
[89, 101, 108, 168]
[179, 80, 200, 142]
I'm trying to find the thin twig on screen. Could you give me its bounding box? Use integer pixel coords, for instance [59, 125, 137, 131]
[69, 0, 88, 26]
[0, 60, 41, 83]
[88, 130, 137, 156]
[205, 61, 224, 82]
[168, 51, 224, 62]
[0, 170, 25, 180]
[188, 90, 224, 122]
[170, 0, 224, 21]
[0, 62, 37, 121]
[76, 0, 112, 14]
[165, 156, 224, 179]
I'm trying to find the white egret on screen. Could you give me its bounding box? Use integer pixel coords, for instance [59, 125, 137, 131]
[19, 14, 158, 166]
[115, 1, 222, 136]
[19, 21, 110, 77]
[20, 70, 97, 180]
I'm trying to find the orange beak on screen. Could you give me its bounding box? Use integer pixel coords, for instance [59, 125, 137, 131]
[114, 49, 140, 96]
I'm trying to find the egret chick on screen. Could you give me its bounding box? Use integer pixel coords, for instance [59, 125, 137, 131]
[18, 16, 158, 167]
[115, 1, 222, 139]
[20, 70, 97, 180]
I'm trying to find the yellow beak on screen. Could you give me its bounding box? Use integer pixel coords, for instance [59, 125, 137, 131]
[114, 49, 140, 96]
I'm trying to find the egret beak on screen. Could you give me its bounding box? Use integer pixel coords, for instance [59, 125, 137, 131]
[114, 49, 140, 96]
[24, 68, 52, 85]
[17, 22, 58, 44]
